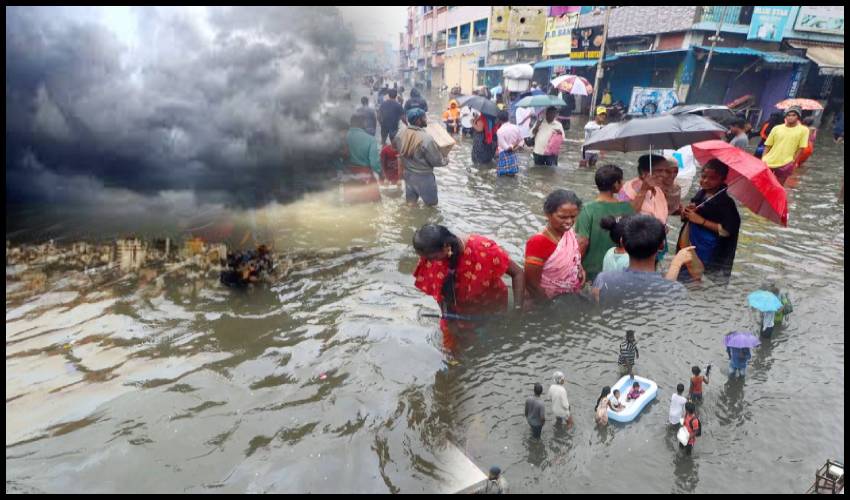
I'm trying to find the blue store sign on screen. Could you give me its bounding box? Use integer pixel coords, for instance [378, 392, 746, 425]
[786, 65, 805, 98]
[747, 6, 792, 42]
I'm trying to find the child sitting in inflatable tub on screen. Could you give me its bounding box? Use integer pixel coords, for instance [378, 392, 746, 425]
[626, 381, 645, 401]
[608, 389, 626, 411]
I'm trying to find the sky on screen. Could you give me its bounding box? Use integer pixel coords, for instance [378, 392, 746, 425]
[339, 6, 408, 46]
[6, 6, 372, 222]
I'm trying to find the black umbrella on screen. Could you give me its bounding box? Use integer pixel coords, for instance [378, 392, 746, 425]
[583, 113, 727, 152]
[456, 94, 500, 117]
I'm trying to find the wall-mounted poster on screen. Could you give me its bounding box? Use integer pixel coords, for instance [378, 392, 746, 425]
[628, 87, 679, 116]
[794, 6, 844, 35]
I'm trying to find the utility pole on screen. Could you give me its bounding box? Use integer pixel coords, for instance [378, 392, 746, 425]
[698, 6, 728, 89]
[589, 6, 611, 119]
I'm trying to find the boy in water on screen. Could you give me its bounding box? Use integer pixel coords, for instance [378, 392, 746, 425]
[617, 330, 639, 378]
[688, 365, 710, 402]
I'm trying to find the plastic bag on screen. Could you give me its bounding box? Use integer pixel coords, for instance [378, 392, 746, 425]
[677, 424, 690, 446]
[544, 131, 564, 156]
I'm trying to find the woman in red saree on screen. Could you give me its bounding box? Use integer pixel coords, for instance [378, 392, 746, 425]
[412, 224, 524, 348]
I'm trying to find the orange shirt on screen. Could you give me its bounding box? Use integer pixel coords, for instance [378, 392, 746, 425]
[690, 375, 705, 394]
[443, 107, 460, 121]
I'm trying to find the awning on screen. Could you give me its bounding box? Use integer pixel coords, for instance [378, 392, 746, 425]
[787, 41, 844, 76]
[603, 49, 689, 62]
[693, 46, 809, 65]
[534, 58, 598, 69]
[477, 65, 510, 72]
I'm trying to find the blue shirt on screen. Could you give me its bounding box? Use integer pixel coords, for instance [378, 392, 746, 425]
[593, 268, 687, 306]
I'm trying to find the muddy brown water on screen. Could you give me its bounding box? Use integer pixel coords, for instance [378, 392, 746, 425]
[6, 92, 844, 493]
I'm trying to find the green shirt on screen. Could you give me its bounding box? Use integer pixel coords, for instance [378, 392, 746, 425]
[346, 127, 381, 175]
[576, 200, 635, 280]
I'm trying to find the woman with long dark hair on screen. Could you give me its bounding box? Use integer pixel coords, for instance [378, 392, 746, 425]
[412, 224, 524, 345]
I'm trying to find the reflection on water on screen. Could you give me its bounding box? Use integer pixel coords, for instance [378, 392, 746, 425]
[5, 91, 845, 493]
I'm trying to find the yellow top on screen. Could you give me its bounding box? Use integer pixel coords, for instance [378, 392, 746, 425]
[763, 124, 810, 168]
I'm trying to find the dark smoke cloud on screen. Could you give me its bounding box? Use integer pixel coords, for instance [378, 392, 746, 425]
[5, 6, 357, 212]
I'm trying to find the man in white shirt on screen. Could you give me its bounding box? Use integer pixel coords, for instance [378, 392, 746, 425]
[582, 106, 607, 167]
[668, 383, 688, 426]
[547, 371, 573, 428]
[532, 106, 565, 166]
[459, 105, 474, 138]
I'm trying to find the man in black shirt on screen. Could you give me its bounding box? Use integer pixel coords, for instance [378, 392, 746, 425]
[378, 89, 404, 145]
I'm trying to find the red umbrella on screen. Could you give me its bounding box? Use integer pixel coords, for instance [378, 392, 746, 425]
[774, 98, 823, 111]
[691, 140, 788, 226]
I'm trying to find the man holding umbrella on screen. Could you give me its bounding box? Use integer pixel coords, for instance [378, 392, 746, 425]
[762, 106, 809, 186]
[532, 106, 565, 166]
[725, 331, 759, 378]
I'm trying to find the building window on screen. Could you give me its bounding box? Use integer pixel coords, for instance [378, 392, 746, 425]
[437, 30, 447, 51]
[460, 22, 471, 45]
[448, 26, 458, 47]
[473, 18, 488, 42]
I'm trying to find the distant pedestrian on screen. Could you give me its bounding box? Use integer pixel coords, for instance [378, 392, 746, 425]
[531, 106, 564, 166]
[796, 117, 817, 167]
[472, 466, 509, 494]
[378, 89, 404, 145]
[754, 112, 785, 158]
[762, 106, 809, 185]
[594, 386, 612, 426]
[833, 111, 844, 143]
[404, 88, 429, 115]
[581, 107, 607, 167]
[728, 118, 750, 150]
[495, 110, 523, 176]
[617, 330, 639, 378]
[668, 383, 687, 426]
[356, 96, 377, 137]
[471, 112, 498, 165]
[688, 365, 710, 403]
[727, 346, 751, 378]
[525, 383, 546, 439]
[547, 371, 573, 429]
[460, 105, 475, 138]
[679, 402, 701, 455]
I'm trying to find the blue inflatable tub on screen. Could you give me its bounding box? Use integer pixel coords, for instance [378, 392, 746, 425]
[607, 375, 658, 423]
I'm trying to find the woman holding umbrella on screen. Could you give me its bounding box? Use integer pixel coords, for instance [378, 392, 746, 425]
[472, 111, 500, 165]
[677, 159, 741, 280]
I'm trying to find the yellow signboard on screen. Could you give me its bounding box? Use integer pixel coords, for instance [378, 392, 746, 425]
[542, 14, 578, 57]
[509, 6, 547, 42]
[490, 6, 547, 42]
[490, 6, 510, 41]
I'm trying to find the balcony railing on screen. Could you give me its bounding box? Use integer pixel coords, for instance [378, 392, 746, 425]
[699, 6, 746, 25]
[436, 40, 447, 51]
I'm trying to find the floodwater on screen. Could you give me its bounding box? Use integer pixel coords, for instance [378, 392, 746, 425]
[6, 91, 845, 493]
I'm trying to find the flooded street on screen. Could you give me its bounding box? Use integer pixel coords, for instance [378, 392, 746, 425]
[6, 93, 845, 493]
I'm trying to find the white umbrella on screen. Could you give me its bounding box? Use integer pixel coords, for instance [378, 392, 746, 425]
[550, 74, 593, 96]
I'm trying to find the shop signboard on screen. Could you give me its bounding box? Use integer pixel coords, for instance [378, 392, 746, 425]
[571, 26, 604, 60]
[543, 14, 579, 57]
[747, 6, 793, 42]
[794, 6, 844, 35]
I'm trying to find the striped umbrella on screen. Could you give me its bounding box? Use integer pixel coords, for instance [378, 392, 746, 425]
[774, 98, 823, 111]
[551, 74, 593, 96]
